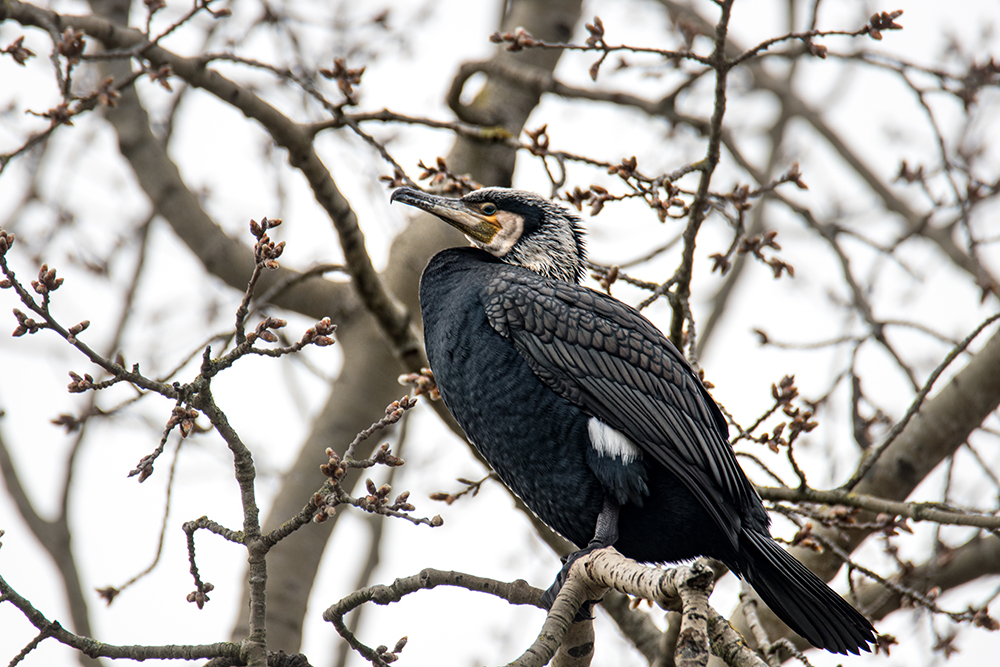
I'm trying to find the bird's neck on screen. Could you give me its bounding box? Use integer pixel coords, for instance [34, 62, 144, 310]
[503, 244, 583, 284]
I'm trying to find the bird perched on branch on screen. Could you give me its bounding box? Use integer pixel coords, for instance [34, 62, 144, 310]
[391, 186, 875, 655]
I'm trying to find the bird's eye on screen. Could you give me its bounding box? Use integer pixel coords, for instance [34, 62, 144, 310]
[482, 204, 497, 215]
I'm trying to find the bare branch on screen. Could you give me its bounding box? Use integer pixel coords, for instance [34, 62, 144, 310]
[0, 573, 241, 662]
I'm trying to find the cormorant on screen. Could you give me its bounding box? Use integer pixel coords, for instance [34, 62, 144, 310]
[391, 186, 875, 655]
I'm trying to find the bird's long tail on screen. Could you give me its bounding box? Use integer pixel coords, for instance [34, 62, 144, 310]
[740, 529, 875, 655]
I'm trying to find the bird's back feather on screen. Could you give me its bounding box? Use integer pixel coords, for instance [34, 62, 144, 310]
[481, 261, 768, 546]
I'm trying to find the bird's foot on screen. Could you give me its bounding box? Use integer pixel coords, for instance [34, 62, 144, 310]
[540, 542, 607, 621]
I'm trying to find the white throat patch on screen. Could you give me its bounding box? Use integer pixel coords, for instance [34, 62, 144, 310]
[479, 210, 524, 257]
[588, 418, 642, 464]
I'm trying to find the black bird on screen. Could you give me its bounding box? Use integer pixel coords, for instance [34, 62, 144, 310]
[391, 186, 875, 655]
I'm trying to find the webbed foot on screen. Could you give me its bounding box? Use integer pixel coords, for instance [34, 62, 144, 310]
[539, 543, 605, 621]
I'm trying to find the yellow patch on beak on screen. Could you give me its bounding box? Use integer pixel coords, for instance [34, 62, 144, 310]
[391, 187, 501, 243]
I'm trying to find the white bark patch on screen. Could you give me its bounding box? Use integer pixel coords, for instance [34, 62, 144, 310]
[588, 418, 642, 464]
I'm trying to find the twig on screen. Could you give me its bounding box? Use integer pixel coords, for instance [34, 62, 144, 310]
[323, 569, 541, 667]
[844, 312, 1000, 490]
[759, 486, 1000, 531]
[0, 573, 241, 662]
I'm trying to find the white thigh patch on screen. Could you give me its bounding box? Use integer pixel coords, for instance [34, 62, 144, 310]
[588, 418, 642, 464]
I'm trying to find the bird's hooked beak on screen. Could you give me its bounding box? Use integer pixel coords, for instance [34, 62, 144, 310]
[390, 187, 500, 244]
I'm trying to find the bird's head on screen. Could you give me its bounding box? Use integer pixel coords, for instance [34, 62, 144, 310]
[391, 186, 587, 284]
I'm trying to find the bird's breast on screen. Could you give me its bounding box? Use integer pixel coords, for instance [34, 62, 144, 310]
[419, 260, 605, 546]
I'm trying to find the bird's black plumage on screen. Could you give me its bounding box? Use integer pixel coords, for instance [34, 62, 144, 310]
[392, 186, 876, 655]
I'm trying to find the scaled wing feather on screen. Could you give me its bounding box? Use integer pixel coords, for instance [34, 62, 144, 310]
[484, 271, 762, 545]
